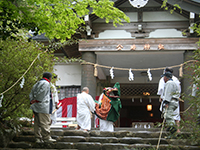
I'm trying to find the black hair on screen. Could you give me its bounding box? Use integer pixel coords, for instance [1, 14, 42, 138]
[165, 67, 173, 73]
[43, 72, 52, 79]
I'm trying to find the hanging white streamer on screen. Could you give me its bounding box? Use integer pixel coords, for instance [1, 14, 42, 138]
[147, 68, 152, 81]
[110, 67, 114, 79]
[20, 77, 25, 88]
[0, 94, 3, 107]
[129, 68, 134, 81]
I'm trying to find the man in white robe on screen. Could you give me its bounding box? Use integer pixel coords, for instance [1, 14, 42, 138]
[76, 87, 95, 131]
[50, 75, 59, 125]
[157, 67, 181, 132]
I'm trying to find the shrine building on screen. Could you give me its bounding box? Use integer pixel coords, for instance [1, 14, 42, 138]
[33, 0, 200, 127]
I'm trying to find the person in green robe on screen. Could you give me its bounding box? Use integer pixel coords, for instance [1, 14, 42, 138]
[95, 82, 122, 131]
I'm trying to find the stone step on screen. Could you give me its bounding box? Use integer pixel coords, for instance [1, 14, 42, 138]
[114, 127, 161, 131]
[7, 141, 200, 150]
[57, 130, 190, 139]
[20, 129, 191, 139]
[12, 135, 196, 146]
[58, 127, 168, 132]
[7, 128, 198, 150]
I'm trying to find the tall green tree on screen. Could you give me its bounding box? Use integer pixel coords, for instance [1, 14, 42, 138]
[0, 0, 130, 42]
[0, 0, 130, 126]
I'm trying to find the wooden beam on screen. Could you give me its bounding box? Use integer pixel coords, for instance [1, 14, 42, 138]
[119, 7, 164, 12]
[114, 0, 127, 7]
[79, 38, 199, 51]
[91, 21, 189, 37]
[92, 21, 188, 31]
[138, 9, 143, 22]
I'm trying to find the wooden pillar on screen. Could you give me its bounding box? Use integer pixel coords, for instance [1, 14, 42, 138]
[81, 51, 96, 128]
[81, 52, 96, 98]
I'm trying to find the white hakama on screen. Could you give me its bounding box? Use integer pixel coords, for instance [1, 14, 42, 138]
[98, 93, 114, 132]
[99, 119, 114, 131]
[77, 92, 95, 130]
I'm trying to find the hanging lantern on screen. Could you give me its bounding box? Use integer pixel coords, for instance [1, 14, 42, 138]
[147, 104, 152, 111]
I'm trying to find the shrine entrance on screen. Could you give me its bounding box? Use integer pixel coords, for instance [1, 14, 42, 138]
[119, 84, 162, 127]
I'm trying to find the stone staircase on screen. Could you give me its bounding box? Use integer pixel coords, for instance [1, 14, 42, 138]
[2, 127, 200, 150]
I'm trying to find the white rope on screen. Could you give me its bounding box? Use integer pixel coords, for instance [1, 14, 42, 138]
[0, 50, 47, 96]
[81, 60, 197, 71]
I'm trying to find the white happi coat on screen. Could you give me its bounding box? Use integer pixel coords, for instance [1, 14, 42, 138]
[29, 79, 51, 114]
[157, 75, 181, 121]
[98, 93, 114, 132]
[50, 83, 59, 125]
[77, 92, 95, 130]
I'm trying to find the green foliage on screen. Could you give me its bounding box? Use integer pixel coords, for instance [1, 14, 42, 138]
[181, 40, 200, 143]
[161, 0, 182, 14]
[0, 37, 55, 123]
[0, 0, 130, 42]
[161, 0, 200, 143]
[0, 0, 39, 40]
[193, 23, 200, 36]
